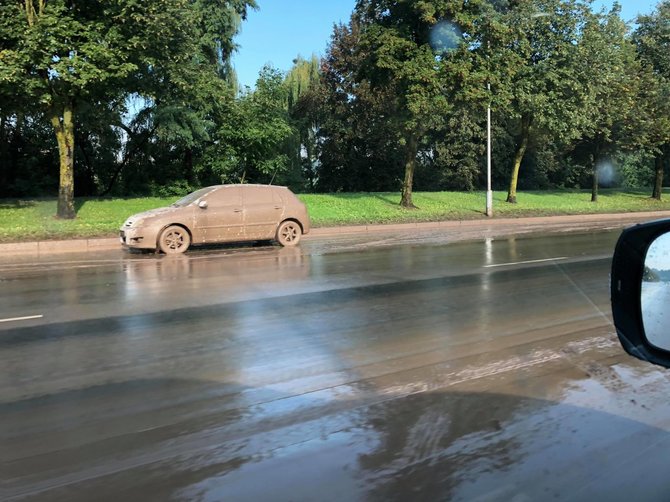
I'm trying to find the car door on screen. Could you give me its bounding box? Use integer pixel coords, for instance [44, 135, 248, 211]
[194, 186, 244, 243]
[243, 186, 284, 240]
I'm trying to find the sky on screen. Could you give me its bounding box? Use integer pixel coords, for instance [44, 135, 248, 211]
[233, 0, 660, 89]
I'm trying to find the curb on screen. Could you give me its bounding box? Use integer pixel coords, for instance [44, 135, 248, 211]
[0, 237, 121, 256]
[2, 210, 670, 257]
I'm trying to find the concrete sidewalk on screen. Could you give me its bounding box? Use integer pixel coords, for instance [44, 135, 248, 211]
[2, 210, 670, 257]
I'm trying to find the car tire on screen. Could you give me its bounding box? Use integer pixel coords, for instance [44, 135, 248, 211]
[158, 225, 191, 254]
[276, 220, 302, 247]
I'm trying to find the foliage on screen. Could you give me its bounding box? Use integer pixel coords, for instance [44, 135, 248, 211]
[354, 0, 468, 207]
[199, 65, 296, 185]
[634, 1, 670, 199]
[2, 0, 670, 211]
[284, 55, 323, 191]
[488, 0, 594, 203]
[0, 0, 255, 217]
[573, 5, 641, 201]
[318, 19, 404, 193]
[3, 189, 670, 242]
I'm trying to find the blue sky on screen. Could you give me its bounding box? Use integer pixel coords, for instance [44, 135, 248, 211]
[233, 0, 660, 89]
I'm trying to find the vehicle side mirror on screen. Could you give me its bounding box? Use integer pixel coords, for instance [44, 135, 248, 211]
[198, 200, 208, 209]
[611, 219, 670, 368]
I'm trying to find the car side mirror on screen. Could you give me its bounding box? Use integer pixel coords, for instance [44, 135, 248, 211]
[198, 200, 208, 209]
[611, 219, 670, 368]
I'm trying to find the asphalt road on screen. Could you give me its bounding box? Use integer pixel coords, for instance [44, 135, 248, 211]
[3, 229, 670, 501]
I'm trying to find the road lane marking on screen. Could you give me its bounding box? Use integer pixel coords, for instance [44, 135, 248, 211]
[0, 315, 43, 323]
[484, 257, 568, 268]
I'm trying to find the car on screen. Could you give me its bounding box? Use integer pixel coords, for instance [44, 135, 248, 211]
[119, 184, 310, 254]
[611, 219, 670, 367]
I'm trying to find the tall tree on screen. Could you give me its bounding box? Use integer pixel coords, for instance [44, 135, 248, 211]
[284, 55, 323, 190]
[0, 0, 253, 217]
[576, 6, 639, 202]
[318, 19, 403, 193]
[355, 0, 467, 208]
[495, 0, 592, 203]
[200, 66, 296, 185]
[634, 1, 670, 200]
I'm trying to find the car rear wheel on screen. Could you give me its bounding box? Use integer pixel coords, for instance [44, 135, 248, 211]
[276, 220, 301, 247]
[158, 225, 191, 254]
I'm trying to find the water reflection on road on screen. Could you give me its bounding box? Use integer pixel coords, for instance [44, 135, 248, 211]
[3, 230, 670, 500]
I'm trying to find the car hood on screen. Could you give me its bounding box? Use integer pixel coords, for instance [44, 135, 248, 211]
[122, 206, 182, 228]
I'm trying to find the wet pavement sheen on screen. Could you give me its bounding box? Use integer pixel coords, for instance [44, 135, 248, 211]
[2, 229, 670, 501]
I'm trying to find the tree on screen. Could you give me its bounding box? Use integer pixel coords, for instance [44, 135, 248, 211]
[491, 0, 592, 203]
[284, 55, 323, 191]
[634, 1, 670, 200]
[122, 0, 255, 193]
[575, 6, 640, 202]
[318, 19, 404, 193]
[0, 0, 254, 217]
[201, 66, 296, 185]
[355, 0, 464, 208]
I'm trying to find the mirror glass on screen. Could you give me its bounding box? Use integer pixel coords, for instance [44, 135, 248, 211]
[642, 232, 670, 351]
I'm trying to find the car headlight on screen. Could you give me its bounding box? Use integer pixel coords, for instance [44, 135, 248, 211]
[123, 217, 144, 228]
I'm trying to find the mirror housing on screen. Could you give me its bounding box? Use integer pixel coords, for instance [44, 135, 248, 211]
[612, 219, 670, 368]
[198, 200, 208, 209]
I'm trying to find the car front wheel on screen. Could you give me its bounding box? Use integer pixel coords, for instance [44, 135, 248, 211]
[276, 220, 302, 247]
[158, 225, 191, 254]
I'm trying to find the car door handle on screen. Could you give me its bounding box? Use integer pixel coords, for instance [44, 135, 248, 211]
[233, 209, 243, 213]
[274, 206, 282, 210]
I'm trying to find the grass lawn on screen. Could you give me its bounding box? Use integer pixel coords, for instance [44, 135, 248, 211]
[1, 188, 669, 242]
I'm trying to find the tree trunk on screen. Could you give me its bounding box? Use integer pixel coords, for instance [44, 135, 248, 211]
[400, 133, 418, 208]
[0, 114, 7, 193]
[507, 114, 531, 204]
[652, 152, 664, 201]
[591, 142, 601, 203]
[76, 132, 98, 196]
[101, 124, 158, 196]
[50, 101, 76, 219]
[7, 112, 24, 194]
[591, 167, 599, 202]
[184, 147, 194, 184]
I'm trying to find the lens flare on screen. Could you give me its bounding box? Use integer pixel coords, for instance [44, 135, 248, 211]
[597, 160, 618, 187]
[430, 21, 462, 53]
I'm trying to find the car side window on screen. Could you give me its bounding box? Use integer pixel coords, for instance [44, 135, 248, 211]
[243, 186, 274, 205]
[204, 186, 242, 208]
[273, 189, 284, 205]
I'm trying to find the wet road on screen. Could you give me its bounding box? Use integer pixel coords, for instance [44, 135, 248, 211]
[3, 229, 670, 501]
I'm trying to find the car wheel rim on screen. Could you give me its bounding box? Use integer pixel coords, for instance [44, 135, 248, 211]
[166, 231, 183, 249]
[282, 225, 296, 242]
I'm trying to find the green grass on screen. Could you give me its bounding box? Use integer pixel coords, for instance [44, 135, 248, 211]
[301, 188, 670, 225]
[1, 189, 670, 242]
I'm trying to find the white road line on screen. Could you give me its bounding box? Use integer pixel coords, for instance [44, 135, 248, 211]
[0, 315, 43, 323]
[484, 257, 568, 268]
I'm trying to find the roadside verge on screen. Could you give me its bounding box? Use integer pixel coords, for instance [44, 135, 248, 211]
[2, 210, 670, 257]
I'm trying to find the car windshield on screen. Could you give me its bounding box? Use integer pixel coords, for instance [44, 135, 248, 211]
[172, 187, 217, 207]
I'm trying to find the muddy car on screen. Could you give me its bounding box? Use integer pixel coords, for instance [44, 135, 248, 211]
[120, 184, 310, 254]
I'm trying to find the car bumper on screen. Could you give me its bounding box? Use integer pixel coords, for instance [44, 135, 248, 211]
[119, 229, 154, 249]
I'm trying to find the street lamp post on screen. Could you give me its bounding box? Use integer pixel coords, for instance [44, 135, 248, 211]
[486, 82, 492, 217]
[485, 31, 493, 217]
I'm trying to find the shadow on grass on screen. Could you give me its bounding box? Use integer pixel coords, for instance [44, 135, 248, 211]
[373, 193, 399, 205]
[74, 199, 87, 214]
[0, 200, 38, 209]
